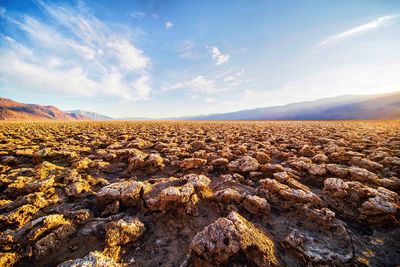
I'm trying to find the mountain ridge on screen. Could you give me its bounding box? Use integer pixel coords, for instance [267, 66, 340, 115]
[179, 91, 400, 120]
[67, 110, 113, 120]
[0, 97, 89, 121]
[1, 91, 399, 121]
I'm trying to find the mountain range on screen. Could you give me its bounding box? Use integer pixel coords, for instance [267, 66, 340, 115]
[0, 97, 89, 121]
[66, 110, 113, 120]
[1, 91, 399, 121]
[184, 91, 400, 120]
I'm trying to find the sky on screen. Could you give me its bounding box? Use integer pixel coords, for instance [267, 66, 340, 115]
[0, 0, 399, 118]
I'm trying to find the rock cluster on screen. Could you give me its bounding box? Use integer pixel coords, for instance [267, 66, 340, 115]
[0, 120, 399, 266]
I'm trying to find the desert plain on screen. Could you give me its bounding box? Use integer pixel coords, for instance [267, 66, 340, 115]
[0, 120, 399, 266]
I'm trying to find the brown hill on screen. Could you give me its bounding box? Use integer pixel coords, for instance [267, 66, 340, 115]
[0, 97, 90, 121]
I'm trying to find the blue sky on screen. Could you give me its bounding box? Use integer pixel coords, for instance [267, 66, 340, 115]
[0, 0, 399, 118]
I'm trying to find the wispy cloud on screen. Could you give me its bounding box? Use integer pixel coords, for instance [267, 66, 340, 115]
[128, 11, 146, 20]
[161, 69, 245, 95]
[177, 40, 199, 59]
[319, 15, 397, 46]
[0, 0, 152, 100]
[206, 45, 230, 65]
[165, 21, 174, 29]
[162, 75, 216, 94]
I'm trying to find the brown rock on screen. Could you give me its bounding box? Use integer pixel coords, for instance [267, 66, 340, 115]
[105, 217, 145, 247]
[58, 251, 122, 267]
[228, 156, 259, 172]
[96, 180, 150, 206]
[186, 211, 279, 266]
[242, 195, 270, 215]
[210, 158, 229, 167]
[180, 158, 207, 169]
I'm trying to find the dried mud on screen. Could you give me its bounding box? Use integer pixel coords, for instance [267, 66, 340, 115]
[0, 121, 399, 267]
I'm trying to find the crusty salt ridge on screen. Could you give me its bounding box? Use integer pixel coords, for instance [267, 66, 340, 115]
[0, 120, 399, 266]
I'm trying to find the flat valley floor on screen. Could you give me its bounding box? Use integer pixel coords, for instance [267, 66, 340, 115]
[0, 121, 399, 266]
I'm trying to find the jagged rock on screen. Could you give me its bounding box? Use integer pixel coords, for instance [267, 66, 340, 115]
[145, 183, 195, 211]
[25, 177, 55, 193]
[34, 222, 76, 256]
[252, 152, 271, 164]
[282, 229, 352, 265]
[368, 150, 390, 162]
[101, 200, 120, 217]
[273, 172, 309, 192]
[105, 217, 145, 247]
[72, 158, 91, 170]
[307, 164, 327, 176]
[186, 211, 279, 266]
[349, 156, 383, 171]
[381, 156, 400, 167]
[210, 158, 229, 167]
[0, 252, 19, 267]
[58, 250, 122, 267]
[214, 188, 243, 204]
[64, 171, 91, 196]
[348, 166, 379, 184]
[322, 178, 399, 227]
[127, 153, 164, 174]
[242, 195, 270, 215]
[183, 174, 211, 191]
[312, 153, 329, 163]
[96, 180, 150, 206]
[259, 163, 285, 175]
[299, 145, 314, 157]
[0, 192, 48, 212]
[180, 158, 207, 169]
[282, 205, 353, 265]
[228, 156, 259, 172]
[0, 204, 40, 228]
[259, 178, 323, 209]
[144, 153, 164, 174]
[127, 154, 146, 172]
[326, 164, 348, 177]
[191, 141, 206, 151]
[358, 187, 399, 226]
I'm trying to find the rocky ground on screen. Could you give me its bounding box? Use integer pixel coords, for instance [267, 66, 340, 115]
[0, 121, 399, 267]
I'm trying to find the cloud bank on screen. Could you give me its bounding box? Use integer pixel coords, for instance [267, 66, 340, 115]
[0, 0, 152, 100]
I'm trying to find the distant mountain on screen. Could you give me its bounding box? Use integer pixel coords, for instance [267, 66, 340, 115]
[0, 98, 90, 121]
[67, 110, 113, 120]
[183, 92, 400, 120]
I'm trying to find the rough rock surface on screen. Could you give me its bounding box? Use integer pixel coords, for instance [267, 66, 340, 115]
[0, 121, 399, 266]
[105, 217, 145, 247]
[186, 211, 278, 266]
[322, 178, 399, 227]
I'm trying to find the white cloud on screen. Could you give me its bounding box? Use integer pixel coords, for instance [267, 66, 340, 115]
[319, 15, 398, 46]
[161, 69, 246, 95]
[165, 21, 174, 29]
[162, 75, 216, 94]
[207, 45, 230, 65]
[128, 11, 145, 20]
[223, 76, 235, 82]
[178, 40, 198, 59]
[0, 0, 152, 100]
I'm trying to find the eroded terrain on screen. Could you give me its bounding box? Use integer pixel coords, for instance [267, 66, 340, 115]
[0, 121, 399, 267]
